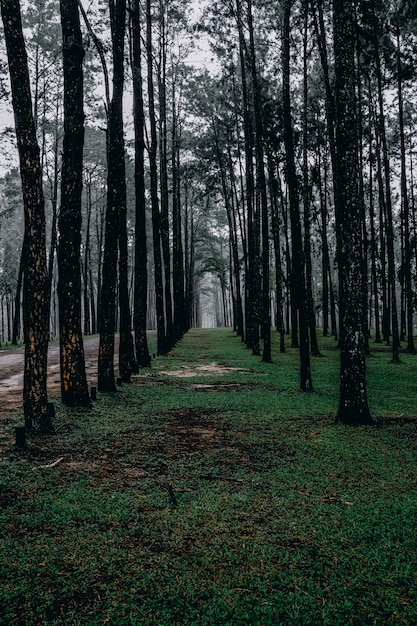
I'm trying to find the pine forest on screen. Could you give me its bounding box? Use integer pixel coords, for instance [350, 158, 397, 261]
[1, 1, 417, 623]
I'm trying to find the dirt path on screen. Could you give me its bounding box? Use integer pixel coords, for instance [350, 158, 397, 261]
[0, 336, 107, 419]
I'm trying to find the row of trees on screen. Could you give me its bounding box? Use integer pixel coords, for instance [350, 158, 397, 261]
[196, 0, 417, 423]
[0, 0, 416, 430]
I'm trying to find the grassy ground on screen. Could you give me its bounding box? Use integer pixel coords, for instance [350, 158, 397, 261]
[1, 328, 417, 625]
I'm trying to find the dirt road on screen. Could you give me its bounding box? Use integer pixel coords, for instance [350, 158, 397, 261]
[0, 336, 106, 419]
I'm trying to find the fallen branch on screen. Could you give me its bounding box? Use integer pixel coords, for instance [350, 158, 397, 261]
[32, 457, 64, 471]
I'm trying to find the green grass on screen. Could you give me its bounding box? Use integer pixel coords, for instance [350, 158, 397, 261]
[1, 328, 417, 625]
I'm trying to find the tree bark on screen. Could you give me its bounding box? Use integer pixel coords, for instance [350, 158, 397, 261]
[1, 0, 51, 431]
[396, 22, 415, 353]
[147, 0, 167, 356]
[268, 155, 285, 352]
[131, 0, 151, 368]
[171, 99, 186, 343]
[282, 0, 312, 391]
[371, 0, 400, 361]
[333, 0, 372, 424]
[302, 1, 320, 356]
[58, 0, 90, 406]
[99, 0, 122, 391]
[236, 0, 260, 355]
[246, 0, 271, 362]
[157, 0, 174, 349]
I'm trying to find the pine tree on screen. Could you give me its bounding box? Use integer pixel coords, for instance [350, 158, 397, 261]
[1, 0, 52, 431]
[57, 0, 90, 407]
[333, 0, 372, 425]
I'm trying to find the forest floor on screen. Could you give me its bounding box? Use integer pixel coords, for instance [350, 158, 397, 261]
[1, 328, 417, 625]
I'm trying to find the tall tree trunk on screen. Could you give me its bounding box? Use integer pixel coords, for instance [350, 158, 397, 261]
[99, 0, 128, 391]
[355, 24, 370, 355]
[46, 102, 60, 336]
[11, 242, 24, 345]
[236, 0, 260, 355]
[83, 178, 92, 335]
[282, 0, 312, 391]
[246, 0, 271, 362]
[368, 107, 382, 344]
[214, 121, 244, 340]
[157, 0, 174, 349]
[131, 0, 151, 368]
[302, 1, 320, 356]
[316, 145, 329, 337]
[311, 0, 338, 210]
[268, 155, 285, 352]
[396, 22, 415, 353]
[58, 0, 90, 406]
[1, 0, 51, 431]
[147, 0, 166, 355]
[373, 106, 390, 344]
[372, 1, 400, 361]
[333, 0, 372, 425]
[171, 103, 186, 343]
[113, 0, 137, 382]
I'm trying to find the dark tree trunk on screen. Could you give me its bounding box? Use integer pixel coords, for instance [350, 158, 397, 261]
[302, 1, 320, 357]
[355, 24, 370, 356]
[368, 127, 382, 344]
[236, 0, 260, 355]
[214, 121, 244, 340]
[12, 241, 24, 345]
[247, 0, 271, 363]
[1, 0, 51, 431]
[316, 146, 329, 337]
[58, 0, 90, 406]
[373, 113, 390, 344]
[99, 0, 126, 391]
[171, 106, 186, 343]
[98, 0, 137, 388]
[372, 1, 400, 361]
[83, 180, 93, 335]
[268, 156, 285, 353]
[367, 84, 382, 344]
[226, 143, 245, 339]
[333, 0, 372, 425]
[113, 0, 137, 382]
[131, 0, 151, 368]
[157, 1, 174, 349]
[46, 110, 60, 336]
[396, 23, 415, 353]
[184, 186, 195, 330]
[282, 0, 312, 391]
[311, 0, 338, 211]
[280, 185, 293, 338]
[147, 0, 166, 355]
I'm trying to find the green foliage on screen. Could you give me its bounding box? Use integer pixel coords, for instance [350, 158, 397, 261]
[1, 329, 417, 624]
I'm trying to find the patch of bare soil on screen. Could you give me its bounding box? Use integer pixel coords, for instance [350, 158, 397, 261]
[162, 361, 251, 378]
[190, 382, 253, 392]
[162, 407, 226, 450]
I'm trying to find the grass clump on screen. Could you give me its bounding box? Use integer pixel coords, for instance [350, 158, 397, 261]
[1, 328, 417, 624]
